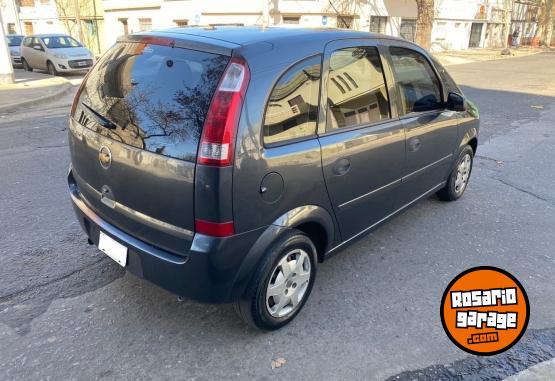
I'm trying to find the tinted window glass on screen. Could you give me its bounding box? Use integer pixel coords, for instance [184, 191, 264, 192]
[430, 56, 461, 95]
[263, 55, 321, 144]
[389, 47, 442, 113]
[327, 47, 390, 130]
[42, 36, 81, 48]
[7, 35, 23, 47]
[75, 42, 229, 162]
[32, 38, 40, 46]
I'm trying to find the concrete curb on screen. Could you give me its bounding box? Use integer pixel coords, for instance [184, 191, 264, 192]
[0, 81, 74, 114]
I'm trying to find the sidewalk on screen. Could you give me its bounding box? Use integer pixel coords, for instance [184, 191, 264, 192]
[504, 358, 555, 381]
[0, 70, 74, 114]
[434, 46, 554, 66]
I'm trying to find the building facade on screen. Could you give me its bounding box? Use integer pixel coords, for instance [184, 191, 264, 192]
[101, 0, 530, 51]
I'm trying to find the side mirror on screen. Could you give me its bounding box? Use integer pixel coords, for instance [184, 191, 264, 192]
[447, 92, 466, 112]
[33, 45, 43, 51]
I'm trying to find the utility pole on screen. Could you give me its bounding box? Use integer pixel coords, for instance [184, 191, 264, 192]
[8, 0, 23, 34]
[262, 0, 270, 28]
[72, 0, 84, 43]
[0, 7, 15, 84]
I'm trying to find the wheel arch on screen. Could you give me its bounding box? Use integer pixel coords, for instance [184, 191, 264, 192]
[271, 205, 336, 262]
[229, 205, 336, 300]
[459, 127, 478, 155]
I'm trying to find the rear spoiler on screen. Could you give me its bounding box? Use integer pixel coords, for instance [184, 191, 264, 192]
[118, 31, 239, 56]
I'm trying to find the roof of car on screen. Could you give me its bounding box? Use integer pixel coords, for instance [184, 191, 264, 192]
[149, 26, 403, 46]
[26, 34, 72, 38]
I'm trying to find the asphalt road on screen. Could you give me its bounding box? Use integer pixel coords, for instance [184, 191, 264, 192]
[0, 53, 554, 380]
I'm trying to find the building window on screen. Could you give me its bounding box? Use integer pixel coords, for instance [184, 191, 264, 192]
[138, 18, 152, 31]
[337, 16, 354, 29]
[7, 23, 16, 34]
[263, 55, 322, 145]
[174, 19, 188, 27]
[118, 18, 129, 35]
[19, 0, 35, 7]
[400, 19, 416, 42]
[24, 21, 34, 35]
[283, 16, 300, 24]
[370, 16, 387, 34]
[327, 47, 390, 130]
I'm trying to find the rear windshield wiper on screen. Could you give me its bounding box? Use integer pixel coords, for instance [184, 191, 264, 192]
[81, 102, 117, 130]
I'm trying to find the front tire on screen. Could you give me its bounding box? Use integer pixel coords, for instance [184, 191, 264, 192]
[234, 229, 317, 330]
[22, 59, 33, 72]
[437, 145, 474, 201]
[47, 61, 58, 76]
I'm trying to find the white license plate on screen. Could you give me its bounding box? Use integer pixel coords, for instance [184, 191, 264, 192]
[77, 61, 86, 66]
[98, 231, 128, 267]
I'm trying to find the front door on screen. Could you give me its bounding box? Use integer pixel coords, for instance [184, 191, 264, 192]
[386, 45, 459, 207]
[318, 40, 405, 240]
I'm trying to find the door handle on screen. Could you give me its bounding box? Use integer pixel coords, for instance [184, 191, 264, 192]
[408, 137, 421, 152]
[333, 158, 351, 176]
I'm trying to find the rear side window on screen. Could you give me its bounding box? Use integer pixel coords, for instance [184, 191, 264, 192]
[327, 47, 390, 130]
[389, 47, 442, 113]
[263, 55, 321, 145]
[75, 42, 229, 162]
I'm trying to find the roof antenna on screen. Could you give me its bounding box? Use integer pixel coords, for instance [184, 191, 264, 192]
[328, 0, 348, 28]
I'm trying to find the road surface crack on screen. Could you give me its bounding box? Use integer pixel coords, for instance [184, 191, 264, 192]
[0, 257, 106, 304]
[494, 177, 552, 204]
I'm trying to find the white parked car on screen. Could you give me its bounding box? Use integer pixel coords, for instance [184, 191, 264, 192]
[6, 35, 24, 67]
[20, 34, 95, 75]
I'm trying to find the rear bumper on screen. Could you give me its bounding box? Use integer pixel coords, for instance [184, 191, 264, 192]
[68, 171, 268, 303]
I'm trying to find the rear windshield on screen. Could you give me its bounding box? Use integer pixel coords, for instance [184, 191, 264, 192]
[75, 42, 229, 161]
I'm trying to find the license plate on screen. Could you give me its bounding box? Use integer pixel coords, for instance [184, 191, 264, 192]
[77, 61, 86, 66]
[98, 231, 128, 267]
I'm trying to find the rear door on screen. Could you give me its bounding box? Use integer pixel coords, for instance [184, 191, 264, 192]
[384, 44, 459, 207]
[69, 40, 229, 254]
[318, 40, 405, 240]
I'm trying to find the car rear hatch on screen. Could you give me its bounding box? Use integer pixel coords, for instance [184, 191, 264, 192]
[68, 36, 231, 255]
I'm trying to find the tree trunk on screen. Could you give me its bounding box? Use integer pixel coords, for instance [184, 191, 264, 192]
[541, 0, 554, 46]
[503, 0, 513, 49]
[415, 0, 434, 50]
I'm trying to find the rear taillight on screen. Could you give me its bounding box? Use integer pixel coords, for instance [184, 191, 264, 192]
[195, 219, 235, 237]
[197, 57, 250, 166]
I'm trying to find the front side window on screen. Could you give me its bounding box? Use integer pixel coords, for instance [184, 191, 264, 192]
[263, 55, 321, 145]
[389, 47, 443, 113]
[327, 47, 390, 130]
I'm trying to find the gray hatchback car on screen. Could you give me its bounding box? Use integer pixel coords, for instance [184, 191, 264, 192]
[68, 27, 479, 330]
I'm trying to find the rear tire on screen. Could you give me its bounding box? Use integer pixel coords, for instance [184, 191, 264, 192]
[234, 229, 317, 330]
[437, 145, 474, 201]
[22, 59, 33, 72]
[47, 61, 58, 76]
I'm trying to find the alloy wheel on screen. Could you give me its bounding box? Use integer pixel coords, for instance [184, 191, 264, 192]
[455, 153, 472, 194]
[265, 248, 311, 318]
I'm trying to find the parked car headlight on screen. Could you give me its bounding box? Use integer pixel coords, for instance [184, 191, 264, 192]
[54, 53, 68, 59]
